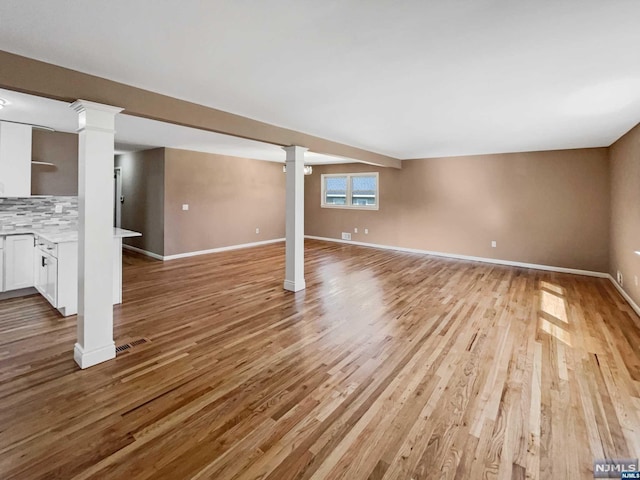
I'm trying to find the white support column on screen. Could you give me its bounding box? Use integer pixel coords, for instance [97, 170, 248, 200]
[70, 100, 123, 369]
[283, 145, 308, 292]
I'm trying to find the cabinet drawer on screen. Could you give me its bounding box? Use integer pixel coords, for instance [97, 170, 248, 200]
[35, 239, 57, 258]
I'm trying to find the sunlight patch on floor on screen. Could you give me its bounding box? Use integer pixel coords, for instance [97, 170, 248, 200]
[538, 280, 572, 346]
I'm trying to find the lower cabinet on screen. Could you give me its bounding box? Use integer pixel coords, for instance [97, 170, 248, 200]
[0, 237, 4, 292]
[2, 234, 123, 317]
[34, 248, 58, 306]
[34, 239, 77, 316]
[4, 234, 34, 291]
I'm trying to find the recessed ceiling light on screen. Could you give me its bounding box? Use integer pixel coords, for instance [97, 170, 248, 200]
[0, 98, 10, 110]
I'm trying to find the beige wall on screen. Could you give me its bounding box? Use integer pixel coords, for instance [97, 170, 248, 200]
[610, 123, 640, 304]
[306, 148, 610, 272]
[31, 130, 78, 195]
[163, 148, 285, 256]
[116, 148, 165, 256]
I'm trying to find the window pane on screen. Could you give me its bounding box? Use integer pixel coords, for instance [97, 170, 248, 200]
[325, 176, 347, 205]
[351, 175, 377, 206]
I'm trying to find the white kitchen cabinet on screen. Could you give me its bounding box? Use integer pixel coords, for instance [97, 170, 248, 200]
[3, 228, 139, 316]
[34, 249, 46, 296]
[34, 238, 77, 316]
[0, 236, 4, 292]
[4, 234, 34, 291]
[34, 248, 58, 306]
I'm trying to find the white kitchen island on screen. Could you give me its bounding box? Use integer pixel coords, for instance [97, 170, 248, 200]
[2, 227, 141, 316]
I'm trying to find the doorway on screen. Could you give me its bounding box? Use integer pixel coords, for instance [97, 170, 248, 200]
[114, 167, 122, 228]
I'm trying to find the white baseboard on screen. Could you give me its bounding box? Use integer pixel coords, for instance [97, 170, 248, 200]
[122, 244, 164, 260]
[304, 235, 609, 278]
[124, 238, 285, 261]
[164, 238, 285, 260]
[607, 275, 640, 323]
[283, 279, 306, 292]
[74, 342, 116, 369]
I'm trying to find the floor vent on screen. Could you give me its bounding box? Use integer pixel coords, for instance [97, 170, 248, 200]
[115, 338, 149, 355]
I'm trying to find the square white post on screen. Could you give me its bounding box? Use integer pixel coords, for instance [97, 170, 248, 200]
[71, 100, 123, 369]
[283, 145, 307, 292]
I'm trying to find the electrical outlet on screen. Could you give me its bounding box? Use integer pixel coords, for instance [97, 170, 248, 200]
[491, 241, 497, 248]
[256, 227, 260, 234]
[617, 270, 623, 286]
[354, 227, 358, 234]
[54, 204, 63, 213]
[182, 204, 189, 211]
[364, 228, 368, 234]
[341, 232, 352, 240]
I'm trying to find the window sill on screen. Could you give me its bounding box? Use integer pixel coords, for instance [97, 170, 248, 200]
[321, 204, 379, 211]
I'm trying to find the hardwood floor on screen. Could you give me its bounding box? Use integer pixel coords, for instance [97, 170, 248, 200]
[0, 239, 638, 479]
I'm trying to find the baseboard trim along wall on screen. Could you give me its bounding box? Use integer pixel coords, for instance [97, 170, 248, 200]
[122, 244, 164, 260]
[304, 235, 610, 278]
[123, 238, 285, 261]
[607, 275, 640, 326]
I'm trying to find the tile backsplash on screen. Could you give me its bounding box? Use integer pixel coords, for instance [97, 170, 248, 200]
[0, 196, 78, 232]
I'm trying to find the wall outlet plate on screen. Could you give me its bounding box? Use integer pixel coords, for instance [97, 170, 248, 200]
[256, 228, 260, 234]
[354, 227, 358, 234]
[182, 204, 189, 211]
[491, 240, 497, 248]
[341, 232, 352, 240]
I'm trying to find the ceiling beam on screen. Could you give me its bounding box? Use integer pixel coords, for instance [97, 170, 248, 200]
[0, 50, 401, 169]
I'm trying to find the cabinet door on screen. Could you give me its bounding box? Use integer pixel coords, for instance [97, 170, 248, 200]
[4, 235, 34, 291]
[44, 255, 58, 306]
[34, 251, 47, 295]
[33, 250, 57, 307]
[0, 249, 4, 292]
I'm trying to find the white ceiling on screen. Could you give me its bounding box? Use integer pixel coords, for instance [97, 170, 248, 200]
[1, 1, 640, 159]
[0, 88, 352, 165]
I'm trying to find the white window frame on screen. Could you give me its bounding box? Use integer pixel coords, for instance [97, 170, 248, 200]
[321, 172, 379, 210]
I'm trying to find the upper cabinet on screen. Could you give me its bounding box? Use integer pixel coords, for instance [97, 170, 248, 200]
[0, 125, 79, 197]
[0, 121, 32, 196]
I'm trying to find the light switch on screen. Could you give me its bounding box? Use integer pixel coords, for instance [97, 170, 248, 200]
[182, 204, 189, 211]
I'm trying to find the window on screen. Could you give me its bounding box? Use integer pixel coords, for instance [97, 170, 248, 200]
[321, 173, 379, 210]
